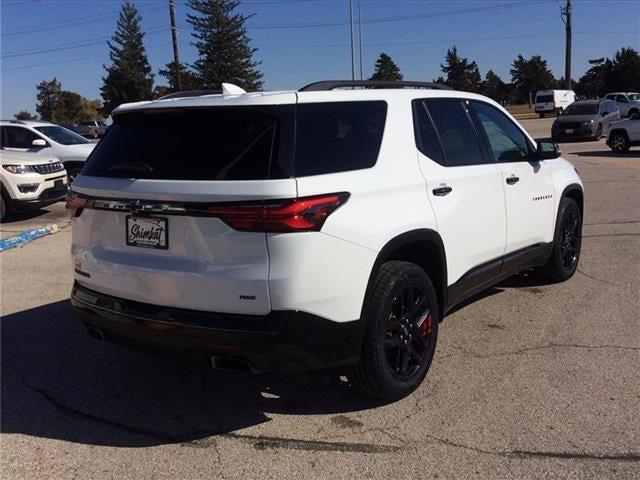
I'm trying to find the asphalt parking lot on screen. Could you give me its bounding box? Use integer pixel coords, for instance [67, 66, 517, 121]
[1, 117, 639, 479]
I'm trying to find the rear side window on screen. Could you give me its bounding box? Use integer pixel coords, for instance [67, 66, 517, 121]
[422, 99, 485, 167]
[294, 101, 387, 177]
[83, 107, 293, 180]
[413, 101, 445, 164]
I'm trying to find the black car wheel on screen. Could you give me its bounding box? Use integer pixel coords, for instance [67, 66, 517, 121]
[347, 261, 439, 401]
[539, 198, 582, 282]
[610, 132, 630, 152]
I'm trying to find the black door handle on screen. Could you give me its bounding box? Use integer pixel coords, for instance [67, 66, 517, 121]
[432, 186, 452, 196]
[506, 176, 520, 185]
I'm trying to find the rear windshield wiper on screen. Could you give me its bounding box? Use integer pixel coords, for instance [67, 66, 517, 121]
[108, 162, 153, 174]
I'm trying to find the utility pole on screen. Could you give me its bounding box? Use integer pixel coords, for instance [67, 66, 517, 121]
[357, 0, 363, 80]
[348, 0, 355, 80]
[561, 0, 572, 89]
[168, 0, 182, 91]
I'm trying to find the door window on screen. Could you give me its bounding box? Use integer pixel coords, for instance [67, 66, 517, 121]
[616, 95, 628, 103]
[1, 126, 42, 148]
[470, 102, 532, 162]
[422, 99, 485, 166]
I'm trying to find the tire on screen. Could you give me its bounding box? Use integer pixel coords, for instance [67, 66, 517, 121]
[628, 109, 639, 118]
[610, 131, 630, 152]
[538, 198, 582, 283]
[347, 261, 439, 401]
[0, 195, 6, 222]
[539, 113, 545, 118]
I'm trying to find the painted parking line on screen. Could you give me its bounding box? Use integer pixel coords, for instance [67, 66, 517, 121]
[0, 224, 60, 252]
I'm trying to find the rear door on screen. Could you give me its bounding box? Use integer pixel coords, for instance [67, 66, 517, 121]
[469, 100, 555, 254]
[413, 98, 506, 287]
[70, 103, 296, 315]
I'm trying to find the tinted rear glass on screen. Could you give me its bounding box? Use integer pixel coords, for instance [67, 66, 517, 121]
[84, 102, 387, 180]
[83, 107, 293, 180]
[294, 101, 387, 176]
[536, 95, 554, 103]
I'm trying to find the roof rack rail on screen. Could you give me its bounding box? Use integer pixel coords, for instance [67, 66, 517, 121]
[0, 119, 27, 124]
[156, 89, 222, 100]
[298, 80, 452, 92]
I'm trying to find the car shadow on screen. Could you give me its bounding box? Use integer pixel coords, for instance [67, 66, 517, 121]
[574, 150, 640, 158]
[0, 300, 383, 448]
[1, 208, 51, 224]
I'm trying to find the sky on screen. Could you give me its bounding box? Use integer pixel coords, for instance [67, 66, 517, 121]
[1, 0, 638, 117]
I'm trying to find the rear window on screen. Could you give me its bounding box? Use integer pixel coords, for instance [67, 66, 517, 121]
[83, 107, 294, 180]
[536, 95, 554, 103]
[294, 101, 387, 176]
[83, 101, 387, 180]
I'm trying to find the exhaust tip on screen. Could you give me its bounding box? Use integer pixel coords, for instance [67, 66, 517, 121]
[211, 355, 252, 373]
[86, 327, 105, 341]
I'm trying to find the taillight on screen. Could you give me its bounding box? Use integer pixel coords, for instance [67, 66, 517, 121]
[66, 191, 87, 218]
[206, 192, 349, 232]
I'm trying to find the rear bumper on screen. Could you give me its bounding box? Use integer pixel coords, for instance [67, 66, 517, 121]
[71, 282, 364, 372]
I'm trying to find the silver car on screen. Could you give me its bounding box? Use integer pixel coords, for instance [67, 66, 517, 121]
[605, 92, 640, 118]
[552, 99, 621, 142]
[76, 120, 107, 139]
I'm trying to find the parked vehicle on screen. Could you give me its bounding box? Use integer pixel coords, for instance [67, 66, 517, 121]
[1, 150, 67, 221]
[76, 120, 107, 139]
[606, 111, 640, 152]
[535, 90, 576, 117]
[604, 92, 640, 118]
[551, 99, 620, 141]
[0, 120, 95, 184]
[68, 80, 584, 401]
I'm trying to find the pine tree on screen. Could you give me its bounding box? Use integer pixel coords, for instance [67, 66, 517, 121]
[480, 70, 510, 103]
[187, 0, 263, 91]
[369, 53, 403, 81]
[510, 55, 556, 104]
[101, 2, 154, 113]
[440, 46, 481, 92]
[158, 61, 202, 92]
[36, 78, 62, 121]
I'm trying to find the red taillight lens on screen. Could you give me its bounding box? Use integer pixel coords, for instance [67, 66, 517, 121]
[206, 193, 349, 232]
[66, 191, 87, 218]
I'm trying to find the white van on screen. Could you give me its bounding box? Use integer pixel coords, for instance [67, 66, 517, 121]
[535, 90, 576, 117]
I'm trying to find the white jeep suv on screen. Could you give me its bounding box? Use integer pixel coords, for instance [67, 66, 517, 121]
[1, 150, 67, 220]
[0, 120, 95, 184]
[68, 81, 584, 401]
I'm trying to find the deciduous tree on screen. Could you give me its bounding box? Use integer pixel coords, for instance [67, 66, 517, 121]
[510, 55, 557, 104]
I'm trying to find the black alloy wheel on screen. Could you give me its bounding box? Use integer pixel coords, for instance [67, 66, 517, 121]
[559, 208, 580, 271]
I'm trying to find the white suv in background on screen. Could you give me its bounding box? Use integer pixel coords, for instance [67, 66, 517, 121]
[0, 120, 95, 184]
[1, 150, 67, 221]
[68, 81, 583, 401]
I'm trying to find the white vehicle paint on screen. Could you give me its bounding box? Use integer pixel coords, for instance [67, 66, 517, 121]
[0, 120, 95, 184]
[0, 150, 67, 220]
[68, 82, 584, 399]
[534, 90, 576, 117]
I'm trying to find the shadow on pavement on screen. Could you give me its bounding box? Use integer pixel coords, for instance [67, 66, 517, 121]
[574, 150, 640, 158]
[0, 300, 382, 448]
[1, 209, 51, 224]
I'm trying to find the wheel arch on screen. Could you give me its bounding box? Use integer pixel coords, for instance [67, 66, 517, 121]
[561, 183, 584, 218]
[609, 128, 629, 141]
[361, 229, 448, 323]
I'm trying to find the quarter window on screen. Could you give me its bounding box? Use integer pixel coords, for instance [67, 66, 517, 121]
[470, 102, 532, 162]
[413, 101, 445, 165]
[421, 99, 485, 166]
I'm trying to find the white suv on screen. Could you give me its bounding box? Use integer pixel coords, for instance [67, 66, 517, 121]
[68, 81, 584, 400]
[0, 120, 95, 184]
[1, 150, 67, 220]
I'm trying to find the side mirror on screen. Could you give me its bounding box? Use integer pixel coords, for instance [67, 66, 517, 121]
[534, 140, 561, 160]
[32, 139, 47, 148]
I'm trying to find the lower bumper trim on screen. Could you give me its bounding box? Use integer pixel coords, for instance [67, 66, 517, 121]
[71, 282, 364, 372]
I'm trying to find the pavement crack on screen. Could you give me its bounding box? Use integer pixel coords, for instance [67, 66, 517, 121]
[442, 342, 639, 360]
[577, 268, 620, 286]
